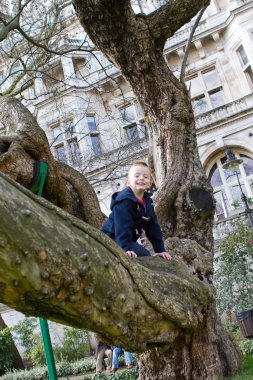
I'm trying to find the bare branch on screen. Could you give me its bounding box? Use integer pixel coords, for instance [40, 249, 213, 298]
[180, 6, 207, 83]
[0, 14, 19, 42]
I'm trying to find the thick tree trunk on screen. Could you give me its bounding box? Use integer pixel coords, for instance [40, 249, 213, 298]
[72, 1, 241, 378]
[138, 306, 241, 380]
[0, 314, 24, 375]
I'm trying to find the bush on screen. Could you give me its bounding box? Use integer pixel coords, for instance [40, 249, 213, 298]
[0, 357, 96, 380]
[26, 338, 46, 367]
[54, 326, 90, 362]
[12, 318, 90, 367]
[0, 328, 16, 373]
[223, 321, 240, 334]
[91, 368, 139, 380]
[107, 368, 139, 380]
[11, 318, 38, 354]
[214, 224, 253, 315]
[240, 340, 253, 356]
[0, 367, 49, 380]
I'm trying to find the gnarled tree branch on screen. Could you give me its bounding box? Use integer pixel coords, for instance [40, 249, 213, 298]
[147, 0, 210, 47]
[0, 171, 211, 351]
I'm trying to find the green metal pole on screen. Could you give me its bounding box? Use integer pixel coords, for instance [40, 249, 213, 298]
[39, 318, 58, 380]
[29, 163, 57, 379]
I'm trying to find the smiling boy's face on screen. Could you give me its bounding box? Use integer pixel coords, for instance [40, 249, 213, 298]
[126, 165, 151, 197]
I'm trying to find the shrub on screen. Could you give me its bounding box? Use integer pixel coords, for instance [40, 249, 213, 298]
[11, 318, 38, 353]
[0, 367, 49, 380]
[0, 357, 96, 380]
[214, 224, 253, 315]
[26, 338, 46, 367]
[240, 340, 253, 356]
[223, 321, 240, 334]
[107, 367, 139, 380]
[12, 318, 90, 366]
[92, 374, 107, 380]
[0, 328, 16, 373]
[55, 327, 90, 362]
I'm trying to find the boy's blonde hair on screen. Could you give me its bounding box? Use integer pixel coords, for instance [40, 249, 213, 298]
[129, 161, 149, 169]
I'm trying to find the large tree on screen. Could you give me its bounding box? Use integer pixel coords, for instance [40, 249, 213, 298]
[0, 1, 242, 379]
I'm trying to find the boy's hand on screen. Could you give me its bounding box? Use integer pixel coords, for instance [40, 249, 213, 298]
[125, 251, 137, 257]
[153, 252, 172, 260]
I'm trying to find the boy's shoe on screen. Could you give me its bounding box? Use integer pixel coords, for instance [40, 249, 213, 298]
[110, 368, 117, 372]
[127, 364, 134, 369]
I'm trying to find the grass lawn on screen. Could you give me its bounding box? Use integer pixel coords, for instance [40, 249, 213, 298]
[227, 355, 253, 380]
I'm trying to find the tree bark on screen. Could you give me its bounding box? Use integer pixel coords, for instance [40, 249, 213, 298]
[0, 171, 212, 351]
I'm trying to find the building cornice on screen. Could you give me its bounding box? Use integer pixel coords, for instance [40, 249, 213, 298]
[164, 0, 253, 54]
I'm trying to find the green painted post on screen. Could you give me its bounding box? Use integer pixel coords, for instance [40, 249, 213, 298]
[39, 318, 58, 380]
[30, 163, 57, 379]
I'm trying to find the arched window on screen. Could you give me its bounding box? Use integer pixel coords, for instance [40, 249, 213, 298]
[208, 152, 253, 220]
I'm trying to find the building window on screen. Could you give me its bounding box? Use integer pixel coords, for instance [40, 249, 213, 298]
[237, 45, 253, 87]
[73, 57, 89, 79]
[126, 124, 139, 141]
[43, 63, 65, 93]
[186, 68, 224, 115]
[120, 102, 147, 142]
[208, 153, 253, 220]
[68, 138, 80, 164]
[87, 116, 102, 156]
[55, 144, 68, 163]
[51, 123, 80, 165]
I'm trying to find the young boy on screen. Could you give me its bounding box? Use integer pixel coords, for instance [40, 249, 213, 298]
[101, 162, 172, 259]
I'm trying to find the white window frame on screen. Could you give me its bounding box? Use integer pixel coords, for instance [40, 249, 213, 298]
[237, 45, 253, 89]
[51, 121, 80, 165]
[86, 115, 102, 157]
[119, 101, 147, 142]
[187, 68, 224, 114]
[207, 152, 253, 220]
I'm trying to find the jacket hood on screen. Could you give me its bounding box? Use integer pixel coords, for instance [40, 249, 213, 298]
[110, 186, 150, 210]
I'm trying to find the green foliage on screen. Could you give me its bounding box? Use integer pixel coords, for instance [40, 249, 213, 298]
[11, 318, 38, 353]
[240, 340, 253, 356]
[12, 318, 45, 367]
[26, 338, 45, 367]
[92, 374, 107, 380]
[91, 368, 139, 380]
[107, 368, 139, 380]
[55, 327, 90, 362]
[0, 328, 16, 372]
[12, 318, 90, 367]
[223, 321, 240, 334]
[0, 357, 96, 380]
[0, 367, 49, 380]
[214, 224, 253, 315]
[227, 355, 253, 380]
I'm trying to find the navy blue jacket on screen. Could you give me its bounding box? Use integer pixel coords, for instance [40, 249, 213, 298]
[101, 186, 165, 257]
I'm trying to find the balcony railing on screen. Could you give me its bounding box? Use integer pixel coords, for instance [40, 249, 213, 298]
[165, 0, 253, 51]
[195, 93, 253, 129]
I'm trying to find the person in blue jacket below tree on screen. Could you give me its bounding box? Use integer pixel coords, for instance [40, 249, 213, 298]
[101, 161, 172, 259]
